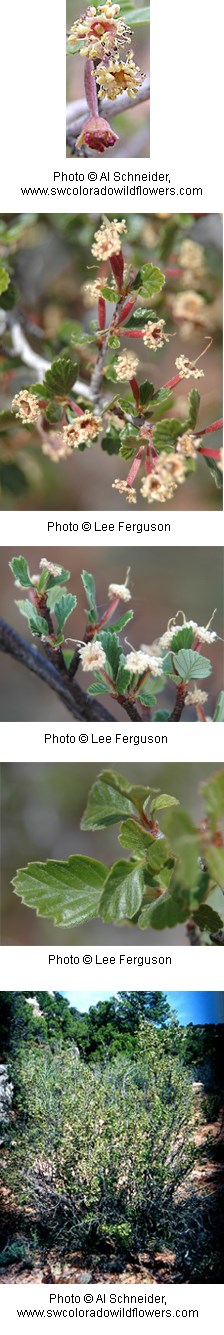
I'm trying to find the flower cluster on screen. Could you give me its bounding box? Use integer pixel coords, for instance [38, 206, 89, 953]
[116, 351, 139, 380]
[62, 412, 101, 449]
[96, 53, 143, 100]
[142, 320, 169, 351]
[92, 217, 126, 259]
[68, 3, 145, 152]
[12, 390, 40, 425]
[68, 3, 132, 59]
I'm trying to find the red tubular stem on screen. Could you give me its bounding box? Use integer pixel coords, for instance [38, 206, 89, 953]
[126, 445, 145, 488]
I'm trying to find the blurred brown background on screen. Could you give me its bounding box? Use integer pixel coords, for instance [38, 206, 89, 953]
[0, 546, 223, 722]
[1, 761, 222, 947]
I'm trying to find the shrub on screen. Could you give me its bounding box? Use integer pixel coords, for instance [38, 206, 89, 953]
[3, 1027, 196, 1254]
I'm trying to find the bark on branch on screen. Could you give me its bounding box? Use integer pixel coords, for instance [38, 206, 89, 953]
[0, 620, 112, 723]
[0, 620, 142, 724]
[66, 76, 150, 149]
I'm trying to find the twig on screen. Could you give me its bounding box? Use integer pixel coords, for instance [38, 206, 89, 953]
[0, 619, 113, 723]
[10, 321, 92, 401]
[170, 684, 186, 722]
[66, 77, 150, 143]
[0, 620, 142, 724]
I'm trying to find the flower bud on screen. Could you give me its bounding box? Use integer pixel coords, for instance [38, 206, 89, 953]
[76, 115, 119, 153]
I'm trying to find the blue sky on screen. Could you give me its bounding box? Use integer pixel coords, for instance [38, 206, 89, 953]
[61, 991, 224, 1026]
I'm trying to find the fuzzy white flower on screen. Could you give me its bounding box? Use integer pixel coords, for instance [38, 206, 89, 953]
[92, 218, 126, 261]
[116, 351, 139, 380]
[187, 619, 217, 644]
[185, 688, 208, 707]
[12, 390, 41, 424]
[108, 572, 131, 602]
[112, 479, 136, 503]
[126, 650, 163, 676]
[79, 641, 107, 672]
[39, 560, 63, 577]
[175, 356, 204, 381]
[142, 319, 169, 351]
[171, 291, 206, 323]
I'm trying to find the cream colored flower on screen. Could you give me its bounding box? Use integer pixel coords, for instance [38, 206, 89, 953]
[82, 278, 102, 305]
[108, 572, 131, 601]
[68, 2, 132, 59]
[141, 473, 175, 503]
[126, 649, 163, 676]
[39, 560, 63, 577]
[171, 291, 207, 323]
[176, 431, 201, 459]
[185, 688, 208, 707]
[96, 53, 144, 100]
[112, 478, 136, 502]
[116, 351, 139, 380]
[12, 390, 40, 424]
[175, 356, 204, 380]
[79, 640, 107, 672]
[178, 240, 205, 275]
[41, 435, 71, 462]
[142, 320, 169, 350]
[92, 218, 126, 260]
[62, 412, 101, 448]
[187, 619, 217, 644]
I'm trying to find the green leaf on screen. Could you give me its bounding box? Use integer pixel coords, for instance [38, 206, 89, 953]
[0, 280, 18, 310]
[45, 401, 63, 424]
[81, 570, 98, 622]
[109, 609, 133, 633]
[194, 904, 224, 935]
[139, 379, 155, 407]
[100, 861, 144, 922]
[101, 427, 121, 455]
[9, 556, 33, 588]
[119, 820, 170, 869]
[42, 357, 77, 398]
[116, 665, 132, 694]
[138, 892, 187, 930]
[59, 320, 92, 346]
[108, 335, 121, 349]
[136, 264, 165, 299]
[153, 419, 182, 451]
[15, 600, 48, 637]
[201, 771, 224, 829]
[81, 777, 134, 830]
[101, 285, 117, 302]
[104, 364, 119, 383]
[150, 793, 179, 814]
[205, 846, 224, 890]
[46, 564, 70, 587]
[54, 592, 77, 632]
[173, 648, 212, 681]
[99, 629, 122, 681]
[214, 692, 224, 722]
[126, 309, 157, 329]
[0, 265, 10, 295]
[136, 691, 157, 707]
[12, 856, 106, 926]
[184, 388, 200, 430]
[170, 626, 194, 652]
[158, 808, 200, 890]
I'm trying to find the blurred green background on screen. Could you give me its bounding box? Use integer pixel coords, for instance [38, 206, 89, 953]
[0, 212, 222, 511]
[66, 0, 150, 157]
[1, 761, 223, 947]
[0, 545, 223, 721]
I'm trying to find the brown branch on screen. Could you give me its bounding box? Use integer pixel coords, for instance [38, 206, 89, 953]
[66, 76, 150, 140]
[170, 684, 186, 721]
[0, 619, 142, 724]
[0, 619, 113, 724]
